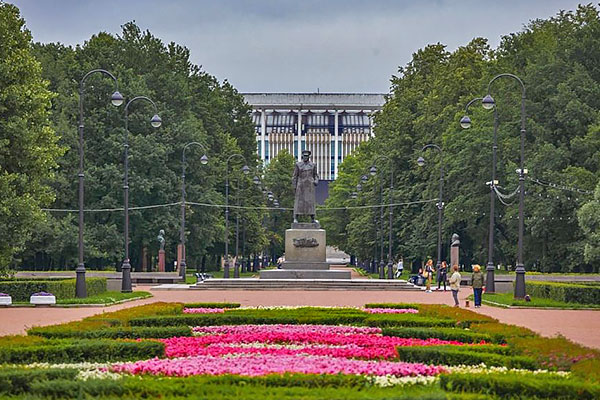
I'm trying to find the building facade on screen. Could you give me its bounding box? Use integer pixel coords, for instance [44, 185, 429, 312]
[243, 93, 386, 181]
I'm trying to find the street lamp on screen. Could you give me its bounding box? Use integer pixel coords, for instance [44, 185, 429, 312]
[180, 142, 209, 281]
[418, 144, 444, 273]
[76, 69, 123, 298]
[461, 96, 498, 293]
[122, 96, 161, 293]
[484, 73, 528, 299]
[224, 154, 250, 278]
[369, 155, 395, 279]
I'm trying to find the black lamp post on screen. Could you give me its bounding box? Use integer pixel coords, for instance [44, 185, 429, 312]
[76, 69, 123, 298]
[418, 144, 444, 272]
[224, 154, 250, 278]
[122, 96, 161, 293]
[180, 142, 209, 280]
[483, 73, 527, 299]
[461, 97, 498, 293]
[369, 155, 395, 279]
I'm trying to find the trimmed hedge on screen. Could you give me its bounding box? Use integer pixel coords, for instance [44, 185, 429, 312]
[28, 325, 192, 339]
[0, 277, 106, 301]
[0, 339, 164, 363]
[382, 327, 494, 343]
[440, 372, 600, 399]
[396, 346, 537, 369]
[0, 368, 78, 395]
[184, 302, 241, 308]
[526, 281, 600, 305]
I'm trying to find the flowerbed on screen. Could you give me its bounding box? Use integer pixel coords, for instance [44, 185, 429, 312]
[183, 307, 225, 314]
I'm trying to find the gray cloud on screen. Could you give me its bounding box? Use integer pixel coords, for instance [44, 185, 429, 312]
[12, 0, 584, 92]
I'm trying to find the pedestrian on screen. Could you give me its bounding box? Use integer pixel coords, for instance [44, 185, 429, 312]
[437, 260, 448, 291]
[471, 264, 485, 308]
[449, 264, 461, 307]
[424, 259, 434, 292]
[395, 258, 404, 279]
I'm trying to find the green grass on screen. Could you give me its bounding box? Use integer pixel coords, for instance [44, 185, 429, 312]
[471, 292, 600, 309]
[185, 270, 262, 283]
[12, 291, 152, 306]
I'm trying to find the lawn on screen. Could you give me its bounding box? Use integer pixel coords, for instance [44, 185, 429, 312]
[10, 291, 153, 306]
[473, 292, 600, 309]
[1, 302, 598, 399]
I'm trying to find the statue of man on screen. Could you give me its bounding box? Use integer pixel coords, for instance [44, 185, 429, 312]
[292, 150, 319, 224]
[157, 229, 165, 251]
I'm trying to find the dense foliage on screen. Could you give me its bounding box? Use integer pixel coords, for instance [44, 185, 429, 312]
[323, 5, 600, 272]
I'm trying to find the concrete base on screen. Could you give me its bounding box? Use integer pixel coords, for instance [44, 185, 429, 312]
[285, 228, 326, 262]
[260, 269, 351, 279]
[281, 261, 330, 270]
[30, 295, 56, 305]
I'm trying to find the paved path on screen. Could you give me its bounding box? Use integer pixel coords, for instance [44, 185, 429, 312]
[1, 287, 598, 349]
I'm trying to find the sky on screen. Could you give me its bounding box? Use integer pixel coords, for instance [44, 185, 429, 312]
[11, 0, 585, 93]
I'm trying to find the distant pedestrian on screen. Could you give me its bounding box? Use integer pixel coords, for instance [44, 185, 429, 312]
[437, 261, 448, 291]
[424, 259, 434, 292]
[471, 265, 485, 307]
[449, 264, 461, 307]
[395, 258, 404, 279]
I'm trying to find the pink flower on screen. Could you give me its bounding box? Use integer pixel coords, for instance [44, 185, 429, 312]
[183, 308, 225, 314]
[362, 308, 419, 314]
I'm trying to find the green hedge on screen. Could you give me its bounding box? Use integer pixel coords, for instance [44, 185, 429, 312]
[27, 325, 192, 339]
[526, 281, 600, 305]
[183, 302, 241, 308]
[0, 277, 106, 301]
[396, 346, 537, 369]
[0, 368, 78, 395]
[382, 327, 494, 343]
[0, 339, 164, 363]
[440, 372, 600, 399]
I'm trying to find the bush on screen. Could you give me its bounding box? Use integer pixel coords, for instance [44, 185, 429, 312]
[0, 277, 106, 301]
[509, 336, 599, 370]
[382, 327, 494, 343]
[526, 281, 600, 305]
[0, 368, 78, 395]
[440, 372, 600, 399]
[184, 302, 240, 309]
[29, 325, 192, 339]
[469, 322, 536, 343]
[396, 346, 537, 369]
[0, 339, 164, 363]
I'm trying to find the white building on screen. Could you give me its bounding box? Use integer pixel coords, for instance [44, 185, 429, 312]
[243, 93, 386, 181]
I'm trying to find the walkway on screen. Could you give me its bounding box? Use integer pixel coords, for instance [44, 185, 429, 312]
[1, 287, 598, 349]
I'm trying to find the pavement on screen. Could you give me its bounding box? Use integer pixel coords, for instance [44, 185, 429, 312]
[1, 284, 598, 349]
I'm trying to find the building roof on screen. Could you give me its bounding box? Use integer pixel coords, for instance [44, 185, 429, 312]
[243, 93, 386, 111]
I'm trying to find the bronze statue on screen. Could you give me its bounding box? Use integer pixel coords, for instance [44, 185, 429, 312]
[292, 150, 319, 224]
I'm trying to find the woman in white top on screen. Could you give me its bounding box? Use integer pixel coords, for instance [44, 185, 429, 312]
[448, 264, 461, 307]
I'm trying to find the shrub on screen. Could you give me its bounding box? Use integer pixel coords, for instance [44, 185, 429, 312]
[469, 322, 536, 343]
[572, 358, 600, 382]
[184, 302, 240, 309]
[28, 319, 120, 338]
[509, 336, 599, 370]
[0, 368, 78, 395]
[396, 346, 537, 369]
[382, 327, 494, 343]
[0, 339, 164, 363]
[0, 277, 106, 301]
[29, 325, 192, 339]
[526, 281, 600, 305]
[440, 372, 600, 399]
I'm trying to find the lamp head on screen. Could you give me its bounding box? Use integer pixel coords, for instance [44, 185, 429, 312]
[361, 174, 368, 183]
[253, 176, 261, 186]
[350, 192, 357, 199]
[200, 154, 208, 165]
[150, 114, 162, 128]
[417, 156, 425, 167]
[482, 94, 495, 110]
[369, 166, 377, 176]
[241, 165, 250, 175]
[111, 91, 124, 106]
[356, 183, 362, 192]
[460, 115, 472, 129]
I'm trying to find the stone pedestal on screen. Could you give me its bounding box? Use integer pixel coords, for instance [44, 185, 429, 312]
[260, 222, 350, 279]
[158, 249, 166, 272]
[451, 246, 459, 269]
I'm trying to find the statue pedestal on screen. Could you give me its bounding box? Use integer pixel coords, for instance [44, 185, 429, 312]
[260, 223, 350, 279]
[158, 249, 165, 272]
[451, 246, 459, 269]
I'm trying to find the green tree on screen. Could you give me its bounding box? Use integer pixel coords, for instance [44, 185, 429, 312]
[0, 3, 63, 270]
[578, 182, 600, 267]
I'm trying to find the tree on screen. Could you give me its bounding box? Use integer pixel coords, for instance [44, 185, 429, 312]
[0, 3, 63, 270]
[578, 183, 600, 270]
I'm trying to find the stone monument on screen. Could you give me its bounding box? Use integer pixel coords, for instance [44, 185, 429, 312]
[450, 233, 460, 269]
[157, 229, 166, 272]
[260, 150, 350, 279]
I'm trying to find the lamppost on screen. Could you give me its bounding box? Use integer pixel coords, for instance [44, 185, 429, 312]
[180, 142, 209, 280]
[369, 155, 395, 280]
[417, 144, 444, 272]
[76, 69, 124, 298]
[224, 154, 250, 278]
[483, 73, 527, 298]
[121, 96, 162, 293]
[461, 97, 498, 293]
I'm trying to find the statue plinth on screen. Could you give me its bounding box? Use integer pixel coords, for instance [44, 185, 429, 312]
[158, 249, 166, 272]
[260, 224, 350, 279]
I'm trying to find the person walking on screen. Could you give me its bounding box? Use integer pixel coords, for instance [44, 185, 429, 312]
[449, 264, 461, 307]
[437, 261, 448, 291]
[471, 264, 485, 308]
[424, 259, 434, 292]
[395, 258, 404, 279]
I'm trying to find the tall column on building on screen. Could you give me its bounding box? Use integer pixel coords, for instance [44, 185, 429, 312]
[297, 109, 302, 161]
[260, 109, 266, 161]
[334, 110, 339, 179]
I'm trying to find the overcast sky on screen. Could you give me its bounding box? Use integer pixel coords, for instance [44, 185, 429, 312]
[12, 0, 584, 93]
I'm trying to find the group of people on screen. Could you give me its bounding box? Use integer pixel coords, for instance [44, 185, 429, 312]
[416, 259, 486, 308]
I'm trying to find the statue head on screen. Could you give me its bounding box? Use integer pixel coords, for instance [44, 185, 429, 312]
[451, 233, 460, 247]
[301, 150, 311, 162]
